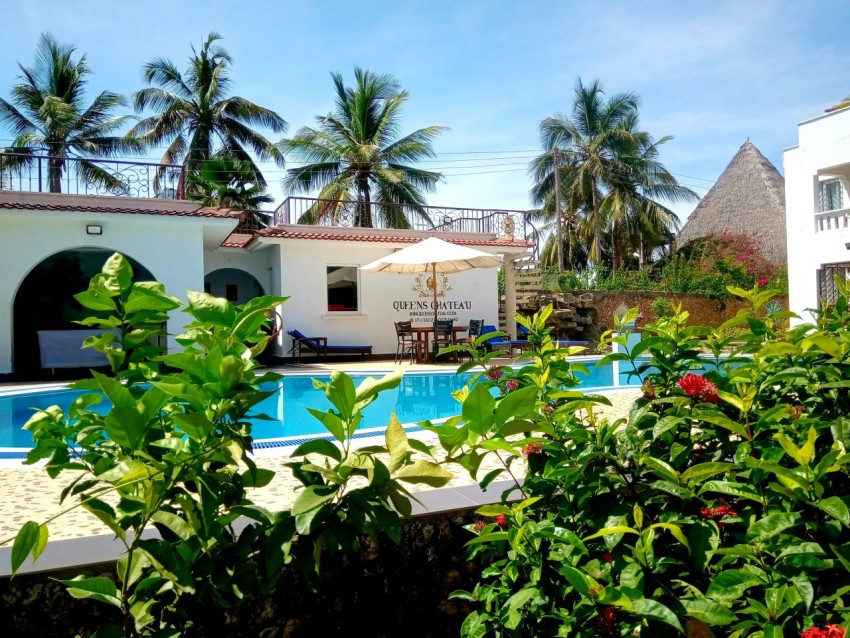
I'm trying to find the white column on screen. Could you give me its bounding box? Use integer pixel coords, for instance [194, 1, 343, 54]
[503, 255, 518, 340]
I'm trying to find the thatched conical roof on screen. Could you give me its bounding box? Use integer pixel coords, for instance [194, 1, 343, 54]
[677, 140, 786, 263]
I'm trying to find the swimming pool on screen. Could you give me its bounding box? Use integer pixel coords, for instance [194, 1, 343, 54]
[0, 358, 645, 455]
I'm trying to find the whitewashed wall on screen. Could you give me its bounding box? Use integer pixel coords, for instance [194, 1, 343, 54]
[273, 238, 500, 357]
[0, 209, 219, 374]
[784, 108, 850, 323]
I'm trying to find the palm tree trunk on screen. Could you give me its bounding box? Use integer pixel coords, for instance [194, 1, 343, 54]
[356, 178, 373, 227]
[591, 184, 602, 267]
[612, 220, 621, 270]
[48, 157, 63, 193]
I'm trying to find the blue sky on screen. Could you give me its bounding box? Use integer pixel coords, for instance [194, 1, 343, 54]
[3, 0, 850, 224]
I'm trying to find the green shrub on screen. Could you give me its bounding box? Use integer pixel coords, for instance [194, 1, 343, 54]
[12, 253, 449, 636]
[447, 284, 850, 637]
[650, 296, 674, 319]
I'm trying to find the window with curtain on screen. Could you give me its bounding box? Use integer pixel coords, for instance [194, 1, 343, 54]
[326, 266, 359, 312]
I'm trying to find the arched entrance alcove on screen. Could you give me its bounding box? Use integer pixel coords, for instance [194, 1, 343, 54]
[203, 268, 265, 304]
[13, 248, 155, 379]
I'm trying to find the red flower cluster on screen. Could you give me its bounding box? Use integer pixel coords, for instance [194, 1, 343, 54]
[641, 380, 656, 400]
[597, 606, 618, 637]
[678, 373, 720, 404]
[802, 625, 845, 638]
[601, 552, 613, 563]
[506, 380, 520, 392]
[485, 366, 504, 381]
[495, 514, 507, 527]
[700, 504, 737, 519]
[757, 277, 769, 286]
[523, 442, 544, 457]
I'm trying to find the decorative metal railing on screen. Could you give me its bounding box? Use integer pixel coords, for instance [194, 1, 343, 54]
[818, 262, 850, 307]
[272, 196, 531, 240]
[0, 151, 185, 199]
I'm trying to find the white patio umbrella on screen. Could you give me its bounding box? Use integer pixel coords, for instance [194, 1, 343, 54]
[360, 236, 503, 325]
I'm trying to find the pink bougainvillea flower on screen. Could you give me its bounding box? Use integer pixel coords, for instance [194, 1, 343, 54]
[678, 373, 720, 404]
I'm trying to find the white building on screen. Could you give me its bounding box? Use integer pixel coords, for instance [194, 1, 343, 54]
[784, 106, 850, 321]
[0, 162, 534, 379]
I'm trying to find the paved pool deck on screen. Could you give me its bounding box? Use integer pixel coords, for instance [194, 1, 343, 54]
[0, 360, 640, 575]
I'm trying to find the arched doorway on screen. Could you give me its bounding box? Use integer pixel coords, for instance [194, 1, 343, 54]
[203, 268, 265, 305]
[13, 248, 155, 379]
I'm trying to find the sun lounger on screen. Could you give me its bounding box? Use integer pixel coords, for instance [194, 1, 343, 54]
[287, 329, 373, 363]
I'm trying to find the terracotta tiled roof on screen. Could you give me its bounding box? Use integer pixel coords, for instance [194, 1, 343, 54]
[221, 233, 257, 248]
[260, 227, 534, 249]
[0, 201, 240, 219]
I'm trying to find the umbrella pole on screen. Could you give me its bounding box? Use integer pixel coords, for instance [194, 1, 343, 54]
[432, 262, 438, 361]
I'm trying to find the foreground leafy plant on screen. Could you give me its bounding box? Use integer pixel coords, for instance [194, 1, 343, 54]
[451, 286, 850, 637]
[10, 253, 450, 637]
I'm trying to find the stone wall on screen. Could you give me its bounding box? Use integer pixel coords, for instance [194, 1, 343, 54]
[514, 290, 787, 341]
[0, 510, 480, 638]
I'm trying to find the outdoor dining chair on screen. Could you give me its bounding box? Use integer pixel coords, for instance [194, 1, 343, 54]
[394, 321, 419, 364]
[432, 319, 457, 362]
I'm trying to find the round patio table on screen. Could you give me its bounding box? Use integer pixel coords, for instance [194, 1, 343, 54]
[410, 325, 468, 363]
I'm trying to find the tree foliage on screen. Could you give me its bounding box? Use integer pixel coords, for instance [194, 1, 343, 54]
[280, 67, 447, 229]
[0, 32, 139, 193]
[128, 32, 286, 193]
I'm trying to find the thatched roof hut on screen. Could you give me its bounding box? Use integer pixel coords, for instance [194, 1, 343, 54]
[677, 140, 786, 263]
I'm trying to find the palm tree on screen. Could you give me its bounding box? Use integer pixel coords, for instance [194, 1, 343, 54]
[529, 79, 696, 270]
[128, 32, 286, 194]
[0, 33, 138, 193]
[187, 156, 273, 228]
[280, 68, 447, 229]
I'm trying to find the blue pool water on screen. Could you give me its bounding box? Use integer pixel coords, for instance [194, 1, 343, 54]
[0, 360, 644, 450]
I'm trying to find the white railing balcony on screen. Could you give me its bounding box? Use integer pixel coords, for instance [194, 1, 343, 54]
[815, 207, 850, 232]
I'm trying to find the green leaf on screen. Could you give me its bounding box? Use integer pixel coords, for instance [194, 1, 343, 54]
[291, 438, 343, 462]
[355, 372, 402, 405]
[56, 576, 121, 608]
[240, 467, 276, 488]
[326, 371, 357, 420]
[494, 386, 537, 425]
[187, 290, 236, 326]
[291, 485, 336, 517]
[11, 521, 47, 574]
[746, 512, 801, 542]
[706, 569, 764, 602]
[102, 252, 133, 291]
[818, 496, 850, 526]
[681, 598, 737, 625]
[386, 413, 408, 474]
[460, 610, 490, 638]
[631, 598, 683, 632]
[698, 481, 762, 502]
[74, 288, 118, 312]
[681, 462, 736, 484]
[394, 460, 453, 487]
[92, 371, 145, 449]
[151, 511, 193, 541]
[171, 412, 215, 440]
[649, 523, 690, 550]
[583, 526, 640, 541]
[124, 281, 181, 313]
[306, 408, 345, 443]
[462, 382, 496, 435]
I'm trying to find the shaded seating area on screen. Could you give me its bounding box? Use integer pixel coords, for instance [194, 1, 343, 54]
[286, 329, 373, 364]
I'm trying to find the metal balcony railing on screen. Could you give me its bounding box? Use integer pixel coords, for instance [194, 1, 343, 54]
[0, 151, 186, 199]
[272, 196, 531, 240]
